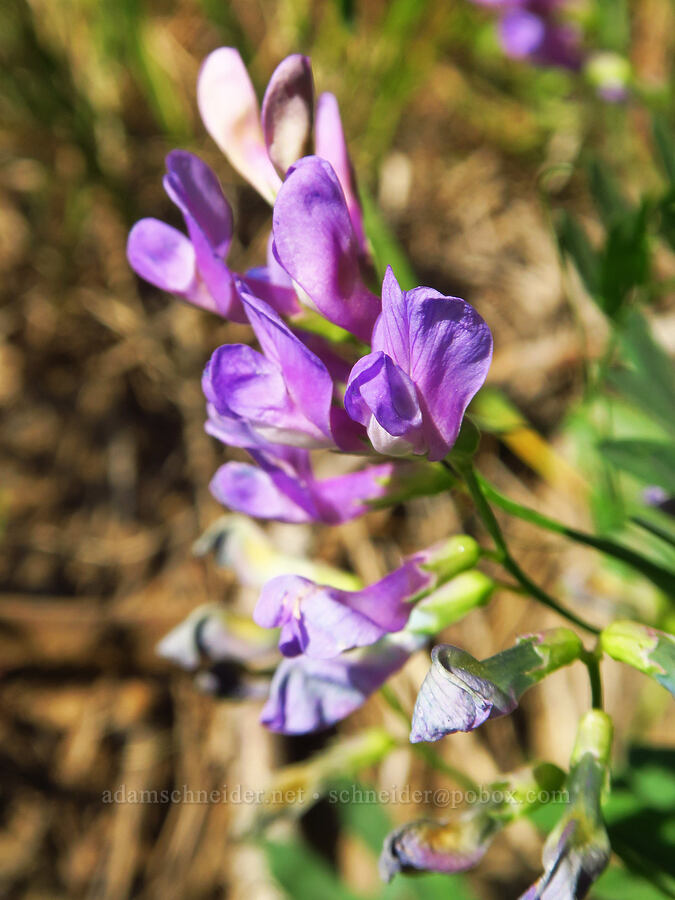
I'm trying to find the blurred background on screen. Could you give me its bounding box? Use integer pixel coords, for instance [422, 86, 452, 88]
[1, 0, 674, 897]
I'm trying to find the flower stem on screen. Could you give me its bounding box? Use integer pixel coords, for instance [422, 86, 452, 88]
[582, 650, 604, 710]
[448, 462, 600, 635]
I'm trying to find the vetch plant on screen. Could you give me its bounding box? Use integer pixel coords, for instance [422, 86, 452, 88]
[128, 46, 674, 899]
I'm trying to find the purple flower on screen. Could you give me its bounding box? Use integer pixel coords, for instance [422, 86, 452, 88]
[260, 631, 425, 734]
[254, 559, 432, 659]
[127, 151, 246, 320]
[344, 267, 493, 461]
[203, 283, 337, 448]
[500, 11, 582, 69]
[272, 156, 380, 341]
[210, 443, 398, 524]
[197, 49, 367, 251]
[380, 810, 497, 882]
[410, 630, 582, 743]
[520, 711, 612, 900]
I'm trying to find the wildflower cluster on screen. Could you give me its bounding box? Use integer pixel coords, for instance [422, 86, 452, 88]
[129, 47, 674, 899]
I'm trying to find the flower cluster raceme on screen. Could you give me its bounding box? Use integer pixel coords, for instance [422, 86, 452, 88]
[128, 49, 493, 525]
[128, 48, 495, 737]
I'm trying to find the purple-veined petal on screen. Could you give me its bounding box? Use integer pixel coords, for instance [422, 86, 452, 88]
[380, 812, 496, 882]
[272, 156, 380, 341]
[410, 645, 516, 743]
[315, 91, 368, 254]
[368, 267, 493, 461]
[262, 54, 314, 174]
[260, 632, 424, 734]
[197, 47, 282, 203]
[204, 342, 331, 447]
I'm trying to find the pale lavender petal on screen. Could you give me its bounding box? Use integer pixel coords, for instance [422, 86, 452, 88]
[315, 91, 368, 254]
[260, 632, 423, 734]
[499, 10, 546, 58]
[380, 813, 495, 882]
[204, 403, 271, 449]
[197, 47, 282, 203]
[261, 54, 314, 174]
[272, 156, 380, 341]
[410, 645, 516, 743]
[127, 218, 200, 300]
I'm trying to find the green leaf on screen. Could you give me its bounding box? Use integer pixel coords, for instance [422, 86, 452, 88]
[264, 840, 364, 900]
[611, 311, 675, 437]
[556, 210, 600, 298]
[589, 158, 631, 227]
[599, 203, 650, 318]
[653, 115, 675, 186]
[599, 439, 675, 495]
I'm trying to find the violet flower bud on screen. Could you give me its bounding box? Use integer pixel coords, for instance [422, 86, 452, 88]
[410, 629, 583, 742]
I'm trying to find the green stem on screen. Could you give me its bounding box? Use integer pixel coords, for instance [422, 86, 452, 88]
[584, 654, 604, 710]
[379, 685, 478, 792]
[477, 475, 675, 596]
[450, 462, 601, 635]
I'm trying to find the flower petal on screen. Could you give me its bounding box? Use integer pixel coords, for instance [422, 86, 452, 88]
[197, 47, 282, 203]
[272, 156, 380, 341]
[260, 632, 423, 734]
[410, 645, 516, 743]
[127, 218, 206, 304]
[163, 150, 243, 320]
[238, 283, 334, 443]
[209, 461, 317, 523]
[315, 91, 367, 254]
[380, 813, 495, 882]
[345, 351, 424, 455]
[261, 54, 314, 174]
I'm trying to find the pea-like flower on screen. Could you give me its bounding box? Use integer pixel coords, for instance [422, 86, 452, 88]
[127, 150, 297, 319]
[380, 762, 566, 882]
[209, 442, 398, 524]
[203, 283, 337, 449]
[410, 629, 582, 742]
[380, 811, 498, 882]
[197, 48, 367, 252]
[254, 560, 432, 659]
[344, 267, 493, 460]
[260, 632, 424, 734]
[127, 150, 244, 319]
[520, 711, 612, 899]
